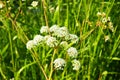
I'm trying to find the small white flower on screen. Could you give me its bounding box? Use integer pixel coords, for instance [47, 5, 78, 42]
[69, 34, 79, 43]
[97, 12, 102, 17]
[104, 35, 110, 42]
[56, 27, 69, 37]
[102, 17, 107, 24]
[46, 37, 58, 47]
[108, 22, 113, 27]
[107, 17, 111, 21]
[110, 27, 114, 32]
[40, 26, 49, 34]
[108, 22, 114, 32]
[26, 40, 35, 50]
[22, 0, 26, 1]
[72, 59, 80, 71]
[7, 1, 10, 3]
[103, 25, 107, 29]
[60, 41, 68, 48]
[53, 58, 66, 70]
[10, 78, 14, 80]
[0, 1, 4, 9]
[50, 25, 59, 32]
[33, 35, 44, 45]
[8, 7, 11, 10]
[102, 12, 106, 17]
[31, 1, 38, 7]
[44, 35, 51, 41]
[67, 47, 78, 58]
[49, 7, 55, 13]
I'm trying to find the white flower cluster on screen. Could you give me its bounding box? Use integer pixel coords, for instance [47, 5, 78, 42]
[49, 25, 79, 43]
[33, 35, 44, 45]
[49, 25, 69, 38]
[67, 47, 78, 58]
[31, 1, 38, 7]
[40, 25, 79, 48]
[40, 26, 49, 34]
[104, 35, 110, 42]
[46, 36, 58, 47]
[26, 40, 35, 50]
[56, 27, 69, 37]
[96, 12, 114, 32]
[96, 12, 114, 42]
[53, 58, 80, 71]
[50, 25, 80, 70]
[72, 59, 80, 71]
[66, 47, 80, 70]
[60, 41, 68, 48]
[50, 25, 59, 33]
[68, 34, 79, 43]
[26, 35, 44, 50]
[53, 58, 66, 70]
[26, 25, 80, 71]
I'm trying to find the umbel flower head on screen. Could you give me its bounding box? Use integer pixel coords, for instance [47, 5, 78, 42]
[33, 35, 44, 45]
[101, 17, 107, 24]
[26, 40, 35, 50]
[68, 34, 79, 43]
[50, 25, 60, 33]
[60, 41, 68, 48]
[67, 47, 78, 58]
[46, 36, 58, 47]
[96, 12, 114, 32]
[44, 35, 51, 41]
[31, 1, 38, 7]
[55, 27, 69, 38]
[104, 35, 110, 42]
[72, 59, 80, 71]
[97, 12, 102, 17]
[40, 26, 49, 34]
[53, 58, 66, 70]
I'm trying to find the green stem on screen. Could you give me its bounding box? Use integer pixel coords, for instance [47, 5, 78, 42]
[15, 61, 36, 80]
[42, 0, 49, 27]
[75, 71, 79, 80]
[49, 48, 57, 80]
[8, 29, 16, 77]
[31, 50, 49, 80]
[0, 67, 7, 80]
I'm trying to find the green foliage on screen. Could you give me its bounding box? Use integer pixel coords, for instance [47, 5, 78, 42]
[0, 0, 120, 80]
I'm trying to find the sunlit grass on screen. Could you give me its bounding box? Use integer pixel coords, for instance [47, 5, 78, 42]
[0, 0, 120, 80]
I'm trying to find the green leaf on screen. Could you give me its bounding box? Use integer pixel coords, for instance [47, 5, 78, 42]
[1, 43, 9, 59]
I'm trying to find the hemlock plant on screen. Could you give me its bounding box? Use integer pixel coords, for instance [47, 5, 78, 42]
[26, 25, 80, 71]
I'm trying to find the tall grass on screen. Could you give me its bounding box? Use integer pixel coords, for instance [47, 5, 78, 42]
[0, 0, 120, 80]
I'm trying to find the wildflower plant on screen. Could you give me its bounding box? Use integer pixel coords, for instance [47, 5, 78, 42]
[26, 25, 80, 79]
[96, 12, 115, 42]
[96, 12, 114, 31]
[0, 0, 119, 80]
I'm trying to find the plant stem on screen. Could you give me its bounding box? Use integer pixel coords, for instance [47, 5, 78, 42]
[42, 0, 49, 27]
[49, 48, 57, 80]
